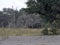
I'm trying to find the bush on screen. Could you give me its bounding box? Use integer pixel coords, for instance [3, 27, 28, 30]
[42, 27, 48, 35]
[50, 27, 57, 35]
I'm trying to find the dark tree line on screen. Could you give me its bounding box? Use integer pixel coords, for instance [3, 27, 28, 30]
[0, 0, 60, 30]
[0, 8, 43, 28]
[0, 8, 19, 27]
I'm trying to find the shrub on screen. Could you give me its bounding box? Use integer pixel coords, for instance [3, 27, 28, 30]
[42, 27, 48, 35]
[50, 27, 57, 35]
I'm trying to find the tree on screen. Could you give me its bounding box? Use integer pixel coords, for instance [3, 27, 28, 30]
[0, 11, 9, 27]
[25, 0, 60, 23]
[24, 0, 60, 35]
[3, 8, 19, 27]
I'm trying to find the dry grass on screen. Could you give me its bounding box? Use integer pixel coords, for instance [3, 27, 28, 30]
[0, 28, 59, 36]
[0, 28, 43, 36]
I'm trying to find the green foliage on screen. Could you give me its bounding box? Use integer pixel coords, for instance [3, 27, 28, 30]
[25, 0, 60, 35]
[25, 0, 60, 23]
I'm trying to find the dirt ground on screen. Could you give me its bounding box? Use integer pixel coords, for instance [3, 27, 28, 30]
[0, 36, 60, 45]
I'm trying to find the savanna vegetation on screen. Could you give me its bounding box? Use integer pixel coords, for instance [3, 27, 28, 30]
[0, 0, 60, 36]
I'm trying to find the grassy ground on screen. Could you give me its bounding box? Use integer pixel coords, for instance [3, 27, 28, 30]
[0, 28, 43, 36]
